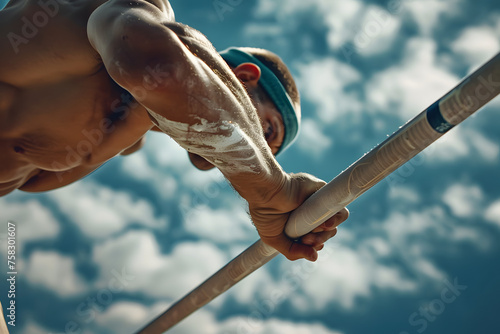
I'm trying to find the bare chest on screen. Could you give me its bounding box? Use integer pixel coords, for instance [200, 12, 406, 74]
[0, 70, 151, 171]
[0, 0, 107, 85]
[0, 0, 152, 170]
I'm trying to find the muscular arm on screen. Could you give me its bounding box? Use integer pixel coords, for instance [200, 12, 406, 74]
[87, 1, 348, 261]
[87, 0, 287, 205]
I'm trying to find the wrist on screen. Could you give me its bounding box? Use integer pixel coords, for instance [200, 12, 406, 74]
[229, 162, 289, 207]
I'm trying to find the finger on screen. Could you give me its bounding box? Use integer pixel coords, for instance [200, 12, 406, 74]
[301, 228, 338, 248]
[289, 242, 318, 262]
[314, 244, 324, 251]
[315, 228, 338, 245]
[336, 207, 350, 225]
[301, 233, 317, 246]
[261, 234, 318, 262]
[311, 217, 335, 233]
[312, 207, 350, 233]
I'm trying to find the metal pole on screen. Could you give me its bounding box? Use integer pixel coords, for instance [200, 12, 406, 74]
[136, 52, 500, 333]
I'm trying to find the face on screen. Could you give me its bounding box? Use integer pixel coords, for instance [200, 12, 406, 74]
[249, 88, 285, 154]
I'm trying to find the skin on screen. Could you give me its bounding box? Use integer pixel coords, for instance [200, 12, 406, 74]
[0, 0, 348, 262]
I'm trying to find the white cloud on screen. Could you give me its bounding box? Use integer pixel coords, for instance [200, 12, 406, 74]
[388, 186, 421, 204]
[95, 301, 345, 334]
[426, 126, 499, 163]
[24, 251, 87, 297]
[0, 199, 59, 246]
[226, 204, 488, 316]
[442, 184, 484, 218]
[297, 57, 363, 123]
[366, 38, 459, 120]
[145, 131, 222, 188]
[184, 205, 256, 244]
[95, 301, 169, 334]
[321, 0, 365, 49]
[228, 266, 279, 307]
[349, 6, 401, 57]
[143, 132, 191, 171]
[18, 321, 55, 334]
[134, 132, 231, 193]
[380, 206, 473, 245]
[485, 200, 500, 227]
[451, 25, 500, 70]
[369, 206, 484, 279]
[219, 317, 344, 334]
[467, 128, 500, 162]
[168, 308, 220, 334]
[121, 131, 232, 200]
[252, 0, 400, 57]
[120, 132, 189, 199]
[49, 181, 167, 239]
[253, 0, 363, 45]
[120, 149, 178, 199]
[243, 24, 283, 37]
[120, 150, 154, 181]
[92, 230, 228, 299]
[403, 0, 458, 36]
[427, 129, 470, 162]
[285, 243, 416, 310]
[296, 119, 333, 157]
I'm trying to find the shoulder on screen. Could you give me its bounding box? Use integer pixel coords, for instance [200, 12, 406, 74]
[87, 0, 176, 54]
[89, 0, 175, 23]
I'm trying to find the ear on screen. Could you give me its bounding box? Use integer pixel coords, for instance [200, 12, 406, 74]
[260, 108, 285, 155]
[233, 63, 261, 87]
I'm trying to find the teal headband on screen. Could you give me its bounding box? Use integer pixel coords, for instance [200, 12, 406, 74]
[219, 47, 300, 155]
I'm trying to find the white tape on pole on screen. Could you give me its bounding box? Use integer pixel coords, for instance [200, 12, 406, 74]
[136, 52, 499, 334]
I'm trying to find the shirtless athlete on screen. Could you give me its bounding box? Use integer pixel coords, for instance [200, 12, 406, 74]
[0, 0, 349, 262]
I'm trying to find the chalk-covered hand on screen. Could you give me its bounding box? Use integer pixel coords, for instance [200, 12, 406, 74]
[249, 173, 349, 262]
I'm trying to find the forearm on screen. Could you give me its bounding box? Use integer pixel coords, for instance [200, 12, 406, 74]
[143, 40, 288, 203]
[88, 2, 287, 203]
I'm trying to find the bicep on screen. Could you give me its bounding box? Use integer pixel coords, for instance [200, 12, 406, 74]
[87, 1, 241, 123]
[87, 0, 176, 73]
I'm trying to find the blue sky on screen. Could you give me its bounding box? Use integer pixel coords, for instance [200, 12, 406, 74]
[1, 0, 499, 333]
